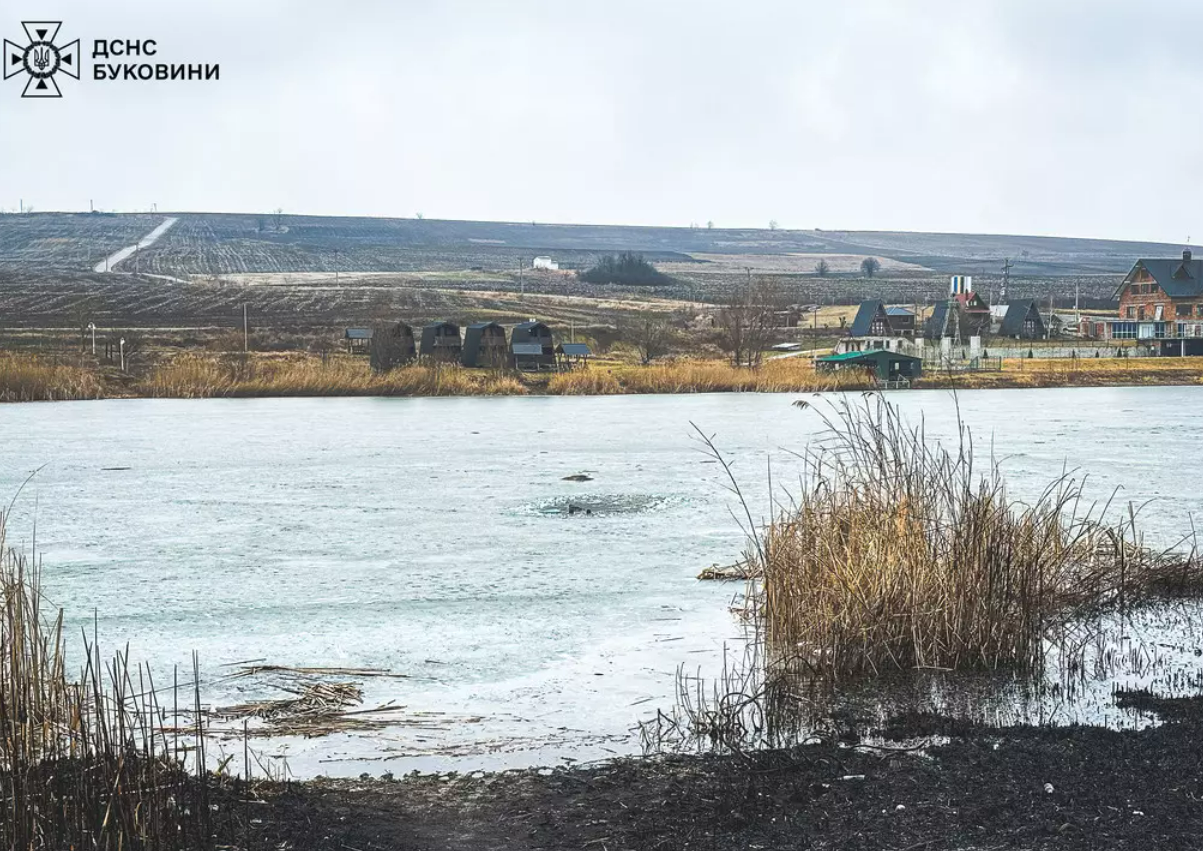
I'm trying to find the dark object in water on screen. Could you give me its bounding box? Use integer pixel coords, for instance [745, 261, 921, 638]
[563, 474, 594, 482]
[698, 560, 757, 581]
[102, 467, 132, 472]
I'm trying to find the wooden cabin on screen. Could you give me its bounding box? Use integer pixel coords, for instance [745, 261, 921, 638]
[419, 321, 462, 362]
[510, 321, 556, 370]
[998, 301, 1046, 340]
[461, 322, 508, 368]
[344, 327, 372, 354]
[555, 342, 592, 370]
[368, 321, 417, 372]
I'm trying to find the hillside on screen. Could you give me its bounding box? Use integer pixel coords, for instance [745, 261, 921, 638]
[0, 212, 1180, 277]
[0, 212, 1161, 337]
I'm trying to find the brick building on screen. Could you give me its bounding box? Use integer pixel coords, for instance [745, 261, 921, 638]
[1084, 249, 1203, 347]
[1115, 249, 1203, 324]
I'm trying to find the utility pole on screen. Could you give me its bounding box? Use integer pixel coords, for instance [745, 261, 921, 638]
[243, 304, 249, 352]
[87, 322, 96, 355]
[518, 258, 525, 296]
[1001, 258, 1012, 303]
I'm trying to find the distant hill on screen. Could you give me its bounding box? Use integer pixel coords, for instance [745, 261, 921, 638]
[0, 212, 1182, 278]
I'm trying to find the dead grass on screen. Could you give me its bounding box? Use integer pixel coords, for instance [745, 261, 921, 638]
[754, 397, 1203, 681]
[141, 354, 529, 398]
[4, 349, 1203, 402]
[1, 508, 217, 849]
[0, 354, 105, 401]
[925, 356, 1203, 390]
[550, 359, 864, 395]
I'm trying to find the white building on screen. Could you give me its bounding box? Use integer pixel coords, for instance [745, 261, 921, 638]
[532, 256, 559, 271]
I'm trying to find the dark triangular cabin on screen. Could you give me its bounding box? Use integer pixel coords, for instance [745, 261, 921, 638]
[998, 301, 1046, 339]
[461, 322, 508, 368]
[510, 321, 555, 370]
[419, 321, 462, 362]
[849, 300, 893, 337]
[368, 321, 417, 372]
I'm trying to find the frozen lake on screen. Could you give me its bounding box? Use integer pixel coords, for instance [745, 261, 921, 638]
[3, 387, 1203, 775]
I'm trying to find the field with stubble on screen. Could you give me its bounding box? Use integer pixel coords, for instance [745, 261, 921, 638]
[0, 210, 1156, 361]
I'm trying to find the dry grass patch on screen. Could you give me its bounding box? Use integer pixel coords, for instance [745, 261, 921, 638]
[1, 509, 217, 849]
[141, 354, 529, 398]
[0, 354, 105, 401]
[753, 397, 1203, 681]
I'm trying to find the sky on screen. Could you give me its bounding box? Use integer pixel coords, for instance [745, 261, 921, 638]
[0, 0, 1199, 242]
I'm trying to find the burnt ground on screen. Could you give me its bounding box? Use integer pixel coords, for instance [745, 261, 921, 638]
[209, 697, 1203, 851]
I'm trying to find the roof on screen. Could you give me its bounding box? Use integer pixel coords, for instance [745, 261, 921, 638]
[512, 343, 545, 356]
[954, 292, 989, 311]
[513, 320, 552, 335]
[344, 328, 372, 340]
[999, 300, 1044, 337]
[885, 307, 914, 316]
[557, 343, 592, 356]
[817, 350, 922, 363]
[924, 301, 950, 339]
[849, 300, 887, 336]
[1115, 257, 1203, 298]
[424, 320, 459, 331]
[467, 321, 503, 330]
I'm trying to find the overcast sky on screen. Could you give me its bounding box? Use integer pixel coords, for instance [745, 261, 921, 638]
[0, 1, 1198, 242]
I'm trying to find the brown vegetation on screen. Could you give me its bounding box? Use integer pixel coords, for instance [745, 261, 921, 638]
[0, 510, 215, 849]
[0, 354, 105, 401]
[140, 355, 528, 398]
[756, 398, 1203, 681]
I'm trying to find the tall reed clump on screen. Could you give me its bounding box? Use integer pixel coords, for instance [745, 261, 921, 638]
[142, 355, 529, 398]
[0, 355, 105, 402]
[0, 509, 216, 849]
[755, 397, 1203, 681]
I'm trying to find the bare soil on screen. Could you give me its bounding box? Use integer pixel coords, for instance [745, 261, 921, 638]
[211, 698, 1203, 850]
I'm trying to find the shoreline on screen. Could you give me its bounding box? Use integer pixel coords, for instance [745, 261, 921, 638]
[206, 699, 1203, 850]
[3, 351, 1203, 403]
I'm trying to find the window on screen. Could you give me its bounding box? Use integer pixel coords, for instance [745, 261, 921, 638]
[1151, 283, 1160, 293]
[1138, 306, 1146, 321]
[1111, 322, 1137, 339]
[1126, 306, 1136, 318]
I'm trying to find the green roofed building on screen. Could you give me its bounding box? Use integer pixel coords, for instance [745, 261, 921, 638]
[815, 349, 923, 381]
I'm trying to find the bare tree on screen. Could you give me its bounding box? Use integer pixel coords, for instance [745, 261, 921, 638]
[118, 331, 145, 372]
[816, 259, 830, 277]
[860, 257, 881, 278]
[768, 219, 779, 231]
[706, 220, 714, 229]
[715, 277, 782, 367]
[70, 296, 101, 353]
[621, 314, 677, 365]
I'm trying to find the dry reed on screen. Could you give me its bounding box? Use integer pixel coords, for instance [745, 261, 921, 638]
[756, 397, 1203, 681]
[0, 354, 105, 402]
[141, 355, 528, 398]
[549, 359, 863, 395]
[0, 508, 217, 849]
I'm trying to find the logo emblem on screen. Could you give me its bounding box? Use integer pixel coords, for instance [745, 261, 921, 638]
[4, 22, 80, 97]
